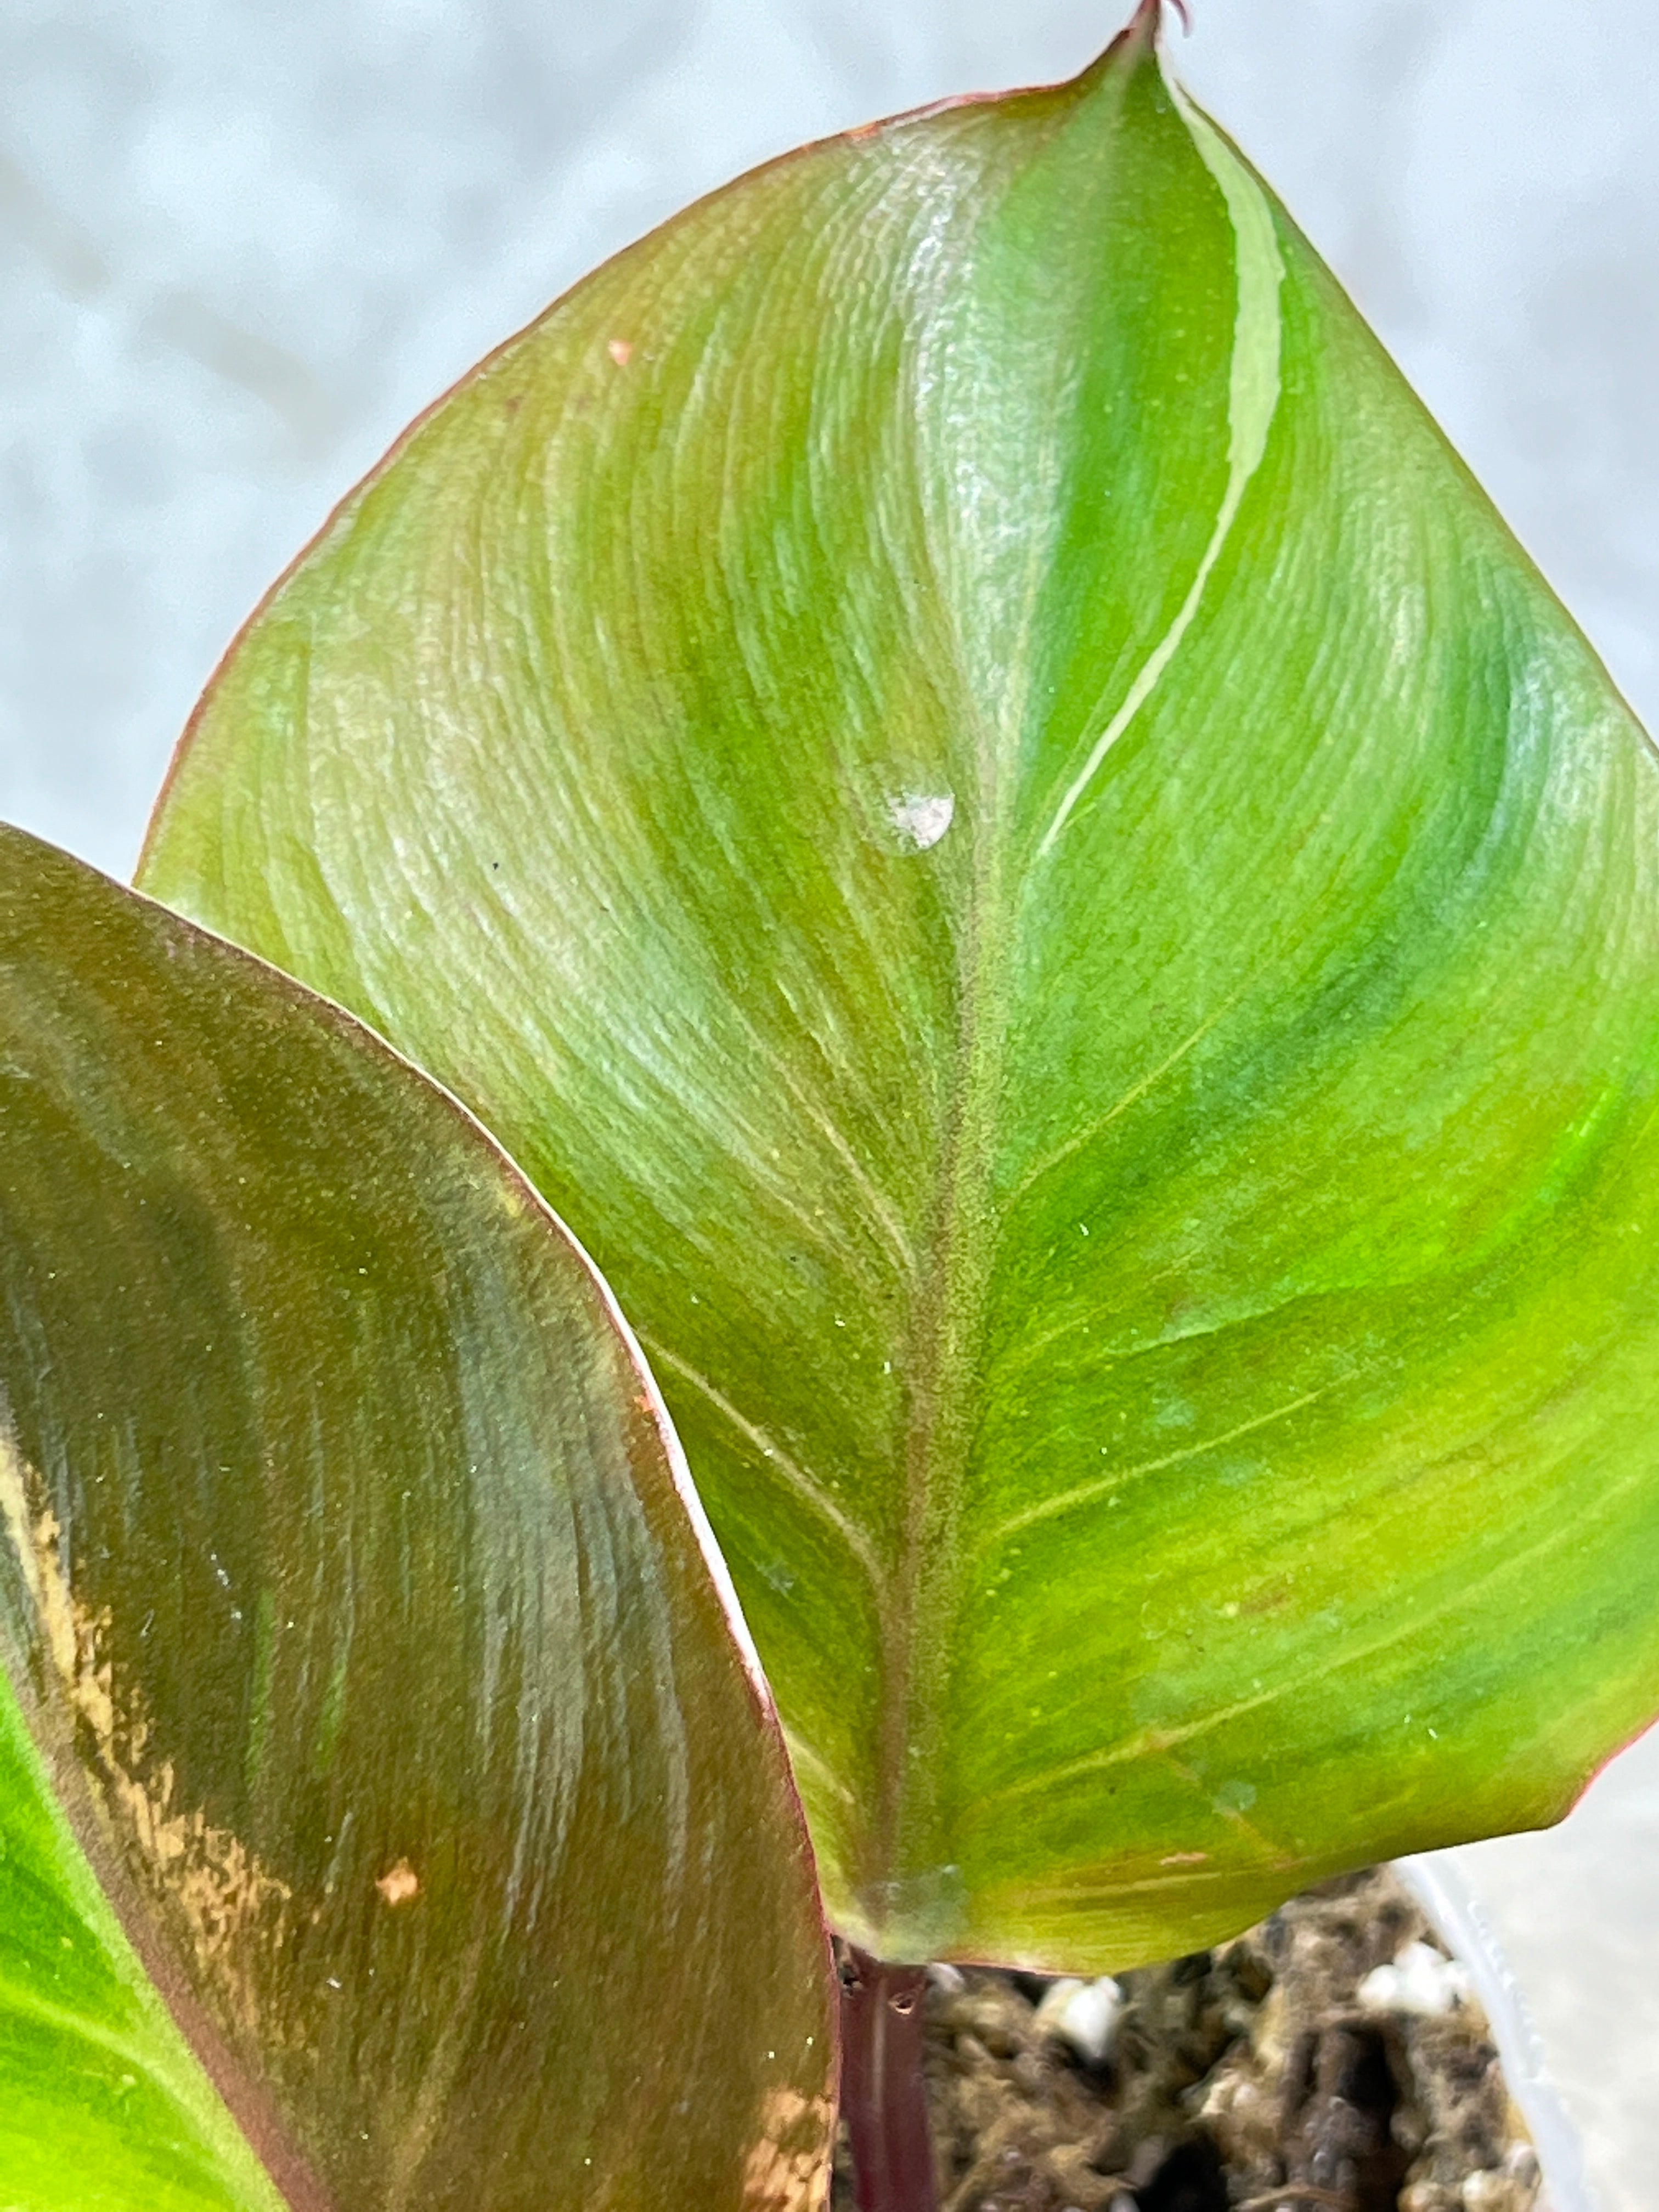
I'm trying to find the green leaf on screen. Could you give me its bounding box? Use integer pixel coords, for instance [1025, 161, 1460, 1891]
[140, 13, 1659, 1971]
[0, 826, 833, 2209]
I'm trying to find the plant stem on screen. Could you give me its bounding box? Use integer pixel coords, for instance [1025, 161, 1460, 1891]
[838, 1944, 938, 2212]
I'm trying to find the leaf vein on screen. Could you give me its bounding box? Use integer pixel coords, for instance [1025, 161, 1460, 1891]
[987, 1384, 1335, 1547]
[640, 1335, 885, 1592]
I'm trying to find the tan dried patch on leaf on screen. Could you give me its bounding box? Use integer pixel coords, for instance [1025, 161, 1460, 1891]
[741, 2086, 834, 2211]
[375, 1859, 420, 1906]
[0, 1426, 293, 2044]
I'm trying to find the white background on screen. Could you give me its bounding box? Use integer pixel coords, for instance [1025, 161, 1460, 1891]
[3, 4, 1657, 2200]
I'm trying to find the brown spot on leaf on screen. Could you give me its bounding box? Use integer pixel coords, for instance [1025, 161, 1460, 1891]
[376, 1859, 420, 1906]
[606, 338, 633, 367]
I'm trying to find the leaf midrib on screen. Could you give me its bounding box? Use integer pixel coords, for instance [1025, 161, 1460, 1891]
[870, 712, 1013, 1929]
[868, 81, 1279, 1929]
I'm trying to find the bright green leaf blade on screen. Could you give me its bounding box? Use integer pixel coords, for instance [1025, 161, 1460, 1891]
[141, 17, 1659, 1971]
[0, 826, 833, 2208]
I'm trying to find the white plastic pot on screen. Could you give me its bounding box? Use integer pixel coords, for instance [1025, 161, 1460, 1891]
[1398, 1855, 1596, 2212]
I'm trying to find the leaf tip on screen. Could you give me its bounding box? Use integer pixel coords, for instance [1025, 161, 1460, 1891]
[1127, 0, 1192, 48]
[1077, 0, 1189, 94]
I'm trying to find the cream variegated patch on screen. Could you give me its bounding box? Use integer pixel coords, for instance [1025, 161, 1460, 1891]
[741, 2086, 834, 2211]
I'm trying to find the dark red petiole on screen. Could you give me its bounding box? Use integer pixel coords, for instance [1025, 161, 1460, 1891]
[838, 1945, 939, 2212]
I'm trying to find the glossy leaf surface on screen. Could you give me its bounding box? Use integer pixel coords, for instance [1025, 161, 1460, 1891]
[0, 827, 833, 2209]
[143, 13, 1659, 1970]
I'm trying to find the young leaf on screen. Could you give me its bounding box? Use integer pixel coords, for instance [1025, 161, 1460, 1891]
[140, 13, 1659, 1971]
[0, 827, 833, 2209]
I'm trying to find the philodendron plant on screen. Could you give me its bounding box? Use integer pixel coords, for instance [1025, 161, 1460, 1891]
[7, 2, 1659, 2205]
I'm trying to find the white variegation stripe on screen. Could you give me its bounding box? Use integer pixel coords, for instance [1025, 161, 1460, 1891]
[1039, 80, 1286, 857]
